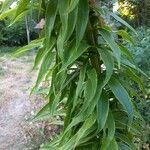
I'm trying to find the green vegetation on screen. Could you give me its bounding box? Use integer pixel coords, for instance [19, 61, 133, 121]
[0, 0, 150, 149]
[0, 46, 18, 55]
[0, 19, 38, 46]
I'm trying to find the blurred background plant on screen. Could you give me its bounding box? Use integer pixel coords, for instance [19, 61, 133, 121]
[0, 19, 39, 46]
[126, 27, 150, 146]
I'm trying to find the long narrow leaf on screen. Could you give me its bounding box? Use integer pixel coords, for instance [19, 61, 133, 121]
[76, 0, 89, 46]
[109, 77, 134, 126]
[110, 12, 137, 34]
[99, 29, 121, 67]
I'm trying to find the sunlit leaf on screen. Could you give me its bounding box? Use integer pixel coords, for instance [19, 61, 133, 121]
[45, 0, 58, 50]
[12, 38, 44, 57]
[116, 30, 135, 45]
[110, 12, 137, 34]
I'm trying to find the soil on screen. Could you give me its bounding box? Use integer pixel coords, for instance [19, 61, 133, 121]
[0, 54, 54, 150]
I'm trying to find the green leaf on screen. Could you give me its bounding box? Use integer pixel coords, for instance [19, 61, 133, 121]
[118, 143, 132, 150]
[87, 79, 102, 116]
[60, 42, 90, 72]
[97, 47, 114, 86]
[125, 68, 146, 94]
[33, 102, 65, 122]
[101, 111, 115, 150]
[63, 68, 97, 135]
[12, 38, 44, 57]
[107, 138, 118, 150]
[31, 51, 55, 94]
[57, 0, 69, 60]
[117, 43, 133, 60]
[121, 59, 150, 80]
[33, 103, 50, 122]
[74, 113, 96, 147]
[116, 133, 136, 149]
[109, 77, 134, 126]
[65, 7, 78, 41]
[76, 0, 89, 46]
[45, 0, 58, 50]
[11, 0, 30, 24]
[0, 8, 16, 20]
[72, 65, 87, 112]
[110, 12, 137, 34]
[97, 91, 109, 131]
[49, 120, 64, 126]
[67, 0, 80, 13]
[0, 0, 13, 12]
[116, 30, 135, 45]
[33, 37, 55, 69]
[83, 68, 98, 111]
[99, 29, 121, 67]
[60, 113, 96, 150]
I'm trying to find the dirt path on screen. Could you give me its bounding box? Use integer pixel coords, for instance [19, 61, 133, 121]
[0, 54, 47, 150]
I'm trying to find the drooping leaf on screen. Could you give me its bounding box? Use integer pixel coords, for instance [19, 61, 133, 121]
[65, 7, 78, 41]
[60, 42, 90, 72]
[99, 28, 121, 67]
[121, 59, 150, 80]
[45, 0, 58, 50]
[116, 30, 135, 45]
[97, 91, 109, 131]
[62, 68, 97, 133]
[60, 113, 96, 150]
[83, 68, 98, 111]
[74, 113, 96, 147]
[107, 138, 118, 150]
[76, 0, 89, 46]
[101, 111, 115, 150]
[116, 133, 136, 149]
[0, 0, 13, 12]
[12, 38, 44, 57]
[33, 37, 55, 69]
[97, 47, 114, 86]
[11, 0, 30, 24]
[0, 8, 16, 20]
[57, 0, 69, 60]
[110, 12, 137, 34]
[33, 102, 65, 122]
[72, 65, 87, 112]
[31, 51, 55, 94]
[67, 0, 80, 13]
[109, 77, 134, 126]
[125, 67, 146, 94]
[117, 42, 133, 60]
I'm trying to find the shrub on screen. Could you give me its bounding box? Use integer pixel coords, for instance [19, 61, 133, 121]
[0, 18, 38, 46]
[0, 0, 148, 149]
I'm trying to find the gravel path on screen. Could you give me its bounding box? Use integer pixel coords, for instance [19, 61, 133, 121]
[0, 55, 47, 150]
